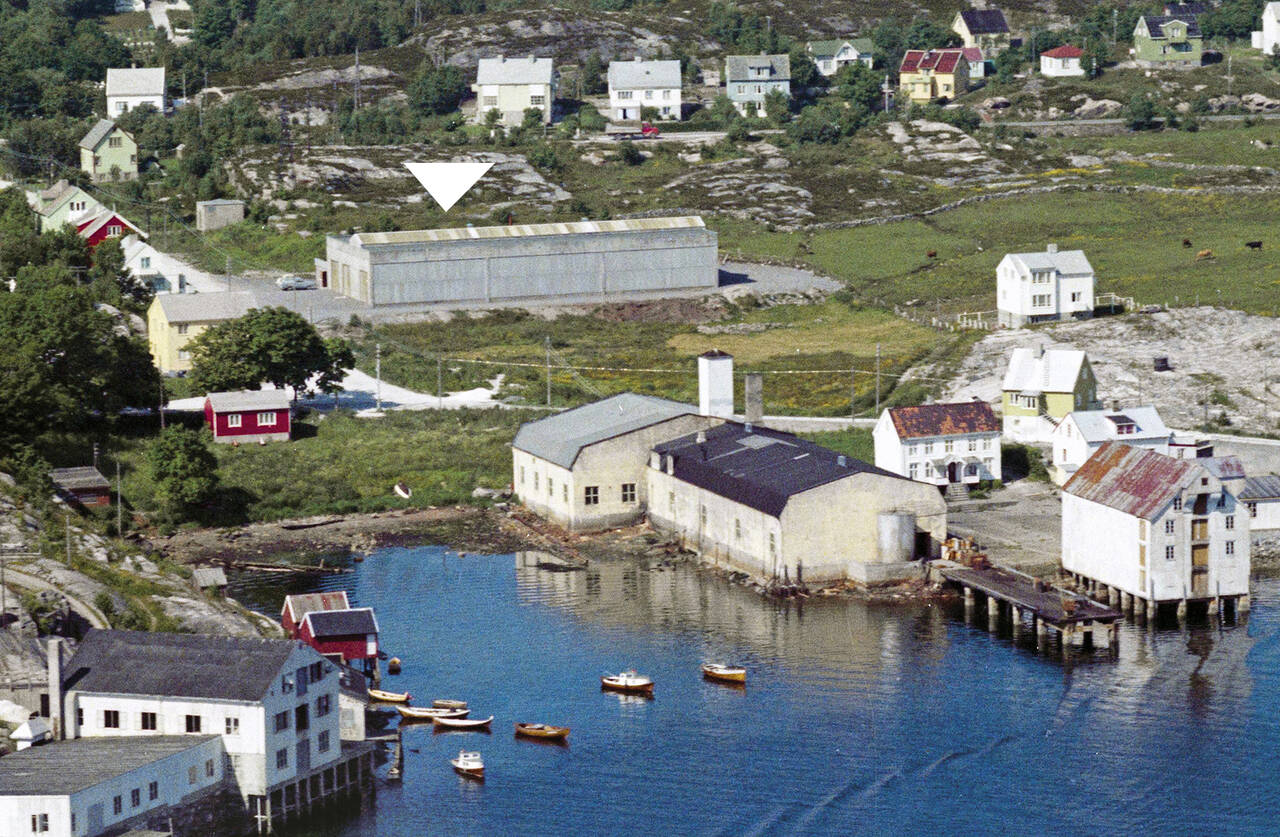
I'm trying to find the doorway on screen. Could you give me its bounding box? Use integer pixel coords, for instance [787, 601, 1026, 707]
[947, 462, 960, 483]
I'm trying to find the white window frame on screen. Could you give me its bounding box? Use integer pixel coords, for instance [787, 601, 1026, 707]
[257, 411, 276, 425]
[227, 413, 243, 428]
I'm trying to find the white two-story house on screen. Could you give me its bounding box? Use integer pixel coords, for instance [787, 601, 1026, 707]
[607, 58, 682, 121]
[1049, 405, 1172, 485]
[996, 244, 1095, 328]
[1063, 442, 1251, 616]
[874, 401, 1002, 489]
[105, 67, 166, 116]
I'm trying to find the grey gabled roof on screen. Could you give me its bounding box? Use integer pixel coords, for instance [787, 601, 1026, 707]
[62, 629, 306, 703]
[0, 736, 219, 796]
[1242, 474, 1280, 500]
[105, 67, 166, 98]
[303, 607, 378, 638]
[79, 119, 121, 151]
[513, 392, 696, 469]
[608, 58, 681, 90]
[49, 466, 109, 491]
[206, 389, 291, 413]
[724, 53, 791, 83]
[475, 55, 554, 86]
[1001, 247, 1094, 276]
[192, 566, 228, 588]
[153, 291, 260, 324]
[1066, 406, 1169, 443]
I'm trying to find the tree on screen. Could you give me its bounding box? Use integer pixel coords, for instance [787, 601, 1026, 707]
[189, 307, 349, 396]
[580, 53, 607, 95]
[835, 62, 883, 111]
[1201, 0, 1266, 41]
[787, 48, 824, 91]
[616, 140, 645, 165]
[146, 427, 218, 512]
[88, 240, 154, 312]
[904, 18, 957, 50]
[763, 89, 791, 123]
[407, 64, 468, 115]
[1127, 94, 1157, 130]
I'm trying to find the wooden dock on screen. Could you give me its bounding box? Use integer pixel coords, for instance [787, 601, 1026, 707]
[928, 559, 1122, 656]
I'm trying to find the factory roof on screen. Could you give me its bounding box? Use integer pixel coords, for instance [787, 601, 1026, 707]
[0, 736, 219, 796]
[349, 216, 705, 247]
[653, 422, 904, 518]
[514, 393, 696, 469]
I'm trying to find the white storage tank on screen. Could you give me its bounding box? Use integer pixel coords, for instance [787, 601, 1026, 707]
[877, 512, 917, 563]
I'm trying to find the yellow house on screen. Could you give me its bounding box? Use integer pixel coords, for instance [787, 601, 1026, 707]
[78, 119, 138, 182]
[1001, 346, 1100, 442]
[952, 9, 1011, 52]
[898, 49, 970, 103]
[148, 292, 258, 374]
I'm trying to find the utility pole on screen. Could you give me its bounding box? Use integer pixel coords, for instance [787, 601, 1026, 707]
[354, 48, 362, 112]
[437, 357, 443, 409]
[1227, 54, 1234, 97]
[875, 343, 881, 415]
[375, 343, 382, 412]
[159, 381, 166, 429]
[92, 442, 99, 471]
[116, 462, 123, 536]
[545, 336, 552, 407]
[65, 513, 71, 566]
[1112, 8, 1118, 46]
[850, 367, 857, 420]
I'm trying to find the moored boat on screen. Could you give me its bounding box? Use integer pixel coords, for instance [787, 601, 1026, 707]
[394, 481, 412, 499]
[451, 750, 484, 780]
[367, 688, 411, 703]
[514, 723, 570, 741]
[701, 663, 747, 684]
[396, 705, 469, 721]
[387, 657, 402, 675]
[434, 715, 494, 730]
[432, 699, 468, 710]
[601, 670, 654, 695]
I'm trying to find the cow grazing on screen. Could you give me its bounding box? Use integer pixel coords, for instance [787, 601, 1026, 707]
[926, 250, 937, 259]
[1182, 238, 1192, 248]
[1246, 240, 1263, 250]
[1195, 248, 1214, 261]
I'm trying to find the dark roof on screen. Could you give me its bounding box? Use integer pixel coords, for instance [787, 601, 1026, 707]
[63, 629, 305, 702]
[49, 466, 109, 491]
[652, 422, 905, 517]
[888, 401, 999, 439]
[0, 736, 218, 795]
[958, 9, 1009, 34]
[1242, 475, 1280, 501]
[1063, 441, 1197, 520]
[303, 607, 378, 638]
[1165, 2, 1208, 15]
[1141, 14, 1202, 38]
[192, 566, 228, 588]
[79, 118, 121, 151]
[900, 49, 965, 74]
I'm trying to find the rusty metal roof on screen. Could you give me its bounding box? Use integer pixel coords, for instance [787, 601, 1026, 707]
[282, 592, 350, 624]
[1063, 441, 1198, 520]
[888, 401, 999, 439]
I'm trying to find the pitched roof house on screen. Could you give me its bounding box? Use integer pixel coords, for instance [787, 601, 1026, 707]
[806, 38, 874, 76]
[105, 67, 166, 116]
[49, 466, 111, 507]
[1254, 2, 1280, 55]
[79, 119, 138, 182]
[724, 53, 791, 116]
[298, 608, 380, 668]
[1049, 405, 1172, 485]
[899, 49, 970, 103]
[607, 58, 683, 120]
[1001, 346, 1100, 442]
[1241, 474, 1280, 532]
[76, 208, 144, 247]
[471, 55, 556, 126]
[1133, 15, 1203, 68]
[282, 592, 352, 637]
[204, 389, 292, 444]
[33, 180, 103, 233]
[874, 401, 1002, 488]
[1040, 44, 1085, 77]
[997, 244, 1095, 328]
[952, 8, 1011, 51]
[147, 291, 260, 373]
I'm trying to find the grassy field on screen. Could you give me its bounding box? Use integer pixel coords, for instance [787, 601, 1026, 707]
[155, 225, 325, 277]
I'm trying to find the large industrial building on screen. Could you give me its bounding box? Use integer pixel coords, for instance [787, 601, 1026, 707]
[320, 217, 719, 307]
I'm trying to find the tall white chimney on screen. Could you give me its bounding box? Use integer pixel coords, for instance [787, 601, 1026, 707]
[1046, 243, 1058, 254]
[47, 638, 64, 740]
[698, 350, 734, 418]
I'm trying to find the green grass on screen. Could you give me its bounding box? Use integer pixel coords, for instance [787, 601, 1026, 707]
[100, 11, 152, 32]
[155, 225, 324, 276]
[799, 428, 874, 462]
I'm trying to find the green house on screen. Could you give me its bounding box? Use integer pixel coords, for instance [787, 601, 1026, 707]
[1133, 15, 1203, 68]
[79, 119, 138, 183]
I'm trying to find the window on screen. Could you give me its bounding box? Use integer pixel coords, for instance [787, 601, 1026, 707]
[944, 440, 954, 453]
[109, 136, 122, 148]
[310, 661, 323, 682]
[317, 694, 332, 716]
[907, 443, 917, 456]
[141, 256, 151, 269]
[276, 748, 289, 769]
[176, 323, 188, 336]
[1201, 478, 1209, 486]
[483, 96, 497, 107]
[968, 438, 977, 452]
[177, 350, 190, 361]
[519, 466, 525, 484]
[71, 200, 84, 212]
[547, 478, 553, 497]
[663, 89, 672, 99]
[584, 486, 599, 505]
[103, 709, 120, 728]
[148, 781, 158, 800]
[76, 708, 83, 728]
[274, 711, 290, 733]
[1032, 294, 1051, 308]
[923, 463, 933, 478]
[206, 758, 215, 777]
[318, 730, 331, 753]
[924, 442, 933, 455]
[131, 788, 141, 807]
[622, 483, 636, 503]
[909, 463, 919, 479]
[734, 519, 742, 539]
[769, 532, 777, 558]
[1165, 519, 1175, 534]
[184, 715, 201, 733]
[618, 90, 634, 99]
[1070, 292, 1082, 302]
[227, 414, 242, 428]
[562, 484, 567, 502]
[1248, 501, 1257, 518]
[1226, 540, 1236, 555]
[296, 704, 310, 732]
[530, 95, 546, 106]
[32, 814, 48, 833]
[983, 457, 993, 471]
[668, 491, 675, 512]
[1139, 520, 1149, 541]
[965, 463, 978, 476]
[141, 711, 156, 730]
[107, 225, 123, 237]
[533, 473, 539, 491]
[257, 411, 276, 426]
[644, 89, 653, 99]
[226, 716, 240, 735]
[114, 795, 123, 814]
[1165, 545, 1175, 561]
[189, 766, 198, 784]
[1218, 494, 1227, 509]
[1226, 515, 1235, 530]
[1174, 497, 1183, 511]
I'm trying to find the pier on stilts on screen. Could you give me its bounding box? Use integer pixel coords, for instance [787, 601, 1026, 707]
[927, 558, 1122, 658]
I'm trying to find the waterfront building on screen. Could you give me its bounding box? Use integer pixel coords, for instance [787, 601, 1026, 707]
[204, 390, 292, 444]
[321, 217, 719, 307]
[1062, 442, 1250, 617]
[0, 735, 229, 837]
[997, 244, 1095, 328]
[647, 422, 947, 585]
[281, 592, 351, 637]
[1000, 345, 1100, 442]
[1049, 406, 1172, 485]
[297, 608, 380, 675]
[512, 392, 718, 531]
[873, 401, 1002, 490]
[1241, 474, 1280, 532]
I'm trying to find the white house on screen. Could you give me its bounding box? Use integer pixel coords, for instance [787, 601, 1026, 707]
[1049, 405, 1172, 485]
[1253, 2, 1280, 54]
[806, 38, 873, 76]
[873, 401, 1002, 489]
[1062, 442, 1251, 617]
[1001, 346, 1101, 442]
[105, 68, 166, 117]
[997, 244, 1095, 328]
[1241, 474, 1280, 532]
[57, 630, 345, 807]
[1040, 44, 1086, 76]
[0, 735, 226, 837]
[471, 55, 556, 126]
[607, 58, 682, 121]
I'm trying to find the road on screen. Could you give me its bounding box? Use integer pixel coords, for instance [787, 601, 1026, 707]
[3, 566, 110, 629]
[147, 0, 189, 44]
[988, 112, 1280, 129]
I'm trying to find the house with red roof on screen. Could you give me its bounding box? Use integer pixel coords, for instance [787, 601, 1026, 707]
[961, 46, 986, 79]
[75, 208, 144, 248]
[898, 49, 970, 103]
[873, 401, 1002, 490]
[1062, 442, 1251, 619]
[1040, 44, 1085, 77]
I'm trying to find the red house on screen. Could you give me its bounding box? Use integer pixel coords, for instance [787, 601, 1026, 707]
[298, 608, 380, 674]
[281, 591, 351, 638]
[75, 209, 144, 248]
[204, 390, 292, 444]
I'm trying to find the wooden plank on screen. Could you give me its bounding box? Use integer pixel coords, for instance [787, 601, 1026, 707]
[934, 562, 1120, 626]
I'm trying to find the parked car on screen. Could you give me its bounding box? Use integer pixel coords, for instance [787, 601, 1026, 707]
[276, 275, 317, 291]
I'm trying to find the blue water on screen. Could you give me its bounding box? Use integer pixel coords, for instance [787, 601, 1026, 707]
[229, 547, 1280, 835]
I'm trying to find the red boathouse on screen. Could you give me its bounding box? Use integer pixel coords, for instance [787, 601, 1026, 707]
[204, 390, 292, 444]
[298, 608, 380, 675]
[281, 592, 351, 638]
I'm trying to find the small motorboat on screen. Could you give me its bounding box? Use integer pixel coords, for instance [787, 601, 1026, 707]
[433, 699, 468, 710]
[394, 481, 412, 499]
[701, 663, 747, 684]
[396, 705, 469, 721]
[387, 657, 402, 675]
[601, 670, 654, 695]
[514, 723, 570, 741]
[433, 714, 494, 730]
[451, 750, 484, 780]
[368, 688, 411, 703]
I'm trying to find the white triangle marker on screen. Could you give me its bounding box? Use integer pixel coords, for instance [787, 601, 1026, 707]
[404, 161, 494, 212]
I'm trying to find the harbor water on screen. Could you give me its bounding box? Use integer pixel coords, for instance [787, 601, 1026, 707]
[230, 546, 1280, 835]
